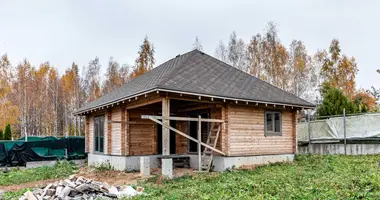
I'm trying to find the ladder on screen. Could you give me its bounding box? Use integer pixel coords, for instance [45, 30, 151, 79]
[201, 122, 222, 172]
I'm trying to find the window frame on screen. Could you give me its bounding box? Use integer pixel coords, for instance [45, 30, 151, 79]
[264, 110, 282, 136]
[93, 115, 105, 153]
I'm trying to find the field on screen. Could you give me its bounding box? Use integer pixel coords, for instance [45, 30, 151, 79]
[2, 155, 380, 199]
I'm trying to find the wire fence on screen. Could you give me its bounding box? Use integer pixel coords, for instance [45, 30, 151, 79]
[297, 110, 380, 155]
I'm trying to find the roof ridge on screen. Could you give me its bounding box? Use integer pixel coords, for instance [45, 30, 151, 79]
[200, 52, 313, 105]
[157, 49, 199, 88]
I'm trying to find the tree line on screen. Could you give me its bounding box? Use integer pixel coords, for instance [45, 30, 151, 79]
[210, 22, 378, 116]
[0, 22, 379, 139]
[0, 36, 155, 139]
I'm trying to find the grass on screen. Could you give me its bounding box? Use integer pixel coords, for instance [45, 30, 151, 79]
[0, 160, 76, 186]
[133, 155, 380, 200]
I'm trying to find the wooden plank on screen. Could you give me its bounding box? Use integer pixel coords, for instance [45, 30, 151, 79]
[162, 98, 170, 155]
[121, 107, 126, 155]
[107, 110, 112, 155]
[141, 115, 225, 123]
[126, 96, 163, 109]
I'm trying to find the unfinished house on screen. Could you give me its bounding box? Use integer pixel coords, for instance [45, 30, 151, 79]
[74, 50, 314, 175]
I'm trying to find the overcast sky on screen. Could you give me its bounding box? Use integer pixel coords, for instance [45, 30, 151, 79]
[0, 0, 379, 89]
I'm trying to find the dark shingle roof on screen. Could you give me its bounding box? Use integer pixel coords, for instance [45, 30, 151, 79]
[76, 50, 314, 113]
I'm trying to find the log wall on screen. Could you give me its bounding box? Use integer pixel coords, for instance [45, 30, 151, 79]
[111, 108, 122, 155]
[227, 104, 296, 156]
[128, 109, 156, 155]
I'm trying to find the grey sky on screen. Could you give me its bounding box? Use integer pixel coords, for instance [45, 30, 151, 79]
[0, 0, 379, 90]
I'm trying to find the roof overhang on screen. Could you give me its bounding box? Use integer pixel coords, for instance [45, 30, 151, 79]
[74, 88, 316, 116]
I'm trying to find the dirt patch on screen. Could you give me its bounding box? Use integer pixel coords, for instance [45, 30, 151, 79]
[1, 178, 63, 192]
[2, 167, 196, 192]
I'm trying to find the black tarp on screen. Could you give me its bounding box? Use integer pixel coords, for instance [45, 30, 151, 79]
[0, 137, 86, 166]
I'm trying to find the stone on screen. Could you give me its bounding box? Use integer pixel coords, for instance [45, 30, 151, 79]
[24, 191, 38, 200]
[75, 184, 90, 192]
[64, 179, 76, 188]
[119, 186, 137, 198]
[57, 186, 72, 199]
[108, 186, 119, 196]
[45, 189, 55, 196]
[55, 186, 63, 196]
[42, 195, 51, 200]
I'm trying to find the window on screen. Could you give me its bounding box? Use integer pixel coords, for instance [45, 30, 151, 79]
[94, 116, 105, 153]
[265, 111, 282, 136]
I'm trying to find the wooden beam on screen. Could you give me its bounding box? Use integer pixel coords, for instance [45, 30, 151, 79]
[169, 96, 220, 104]
[162, 98, 170, 155]
[141, 115, 225, 123]
[177, 104, 217, 113]
[108, 120, 153, 125]
[126, 97, 163, 109]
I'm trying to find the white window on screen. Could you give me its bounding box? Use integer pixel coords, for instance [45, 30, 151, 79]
[265, 111, 282, 136]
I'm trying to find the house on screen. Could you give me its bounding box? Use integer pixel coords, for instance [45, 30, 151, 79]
[74, 50, 314, 175]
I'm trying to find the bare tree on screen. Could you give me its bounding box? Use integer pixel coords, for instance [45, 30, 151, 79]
[193, 36, 203, 51]
[214, 40, 228, 63]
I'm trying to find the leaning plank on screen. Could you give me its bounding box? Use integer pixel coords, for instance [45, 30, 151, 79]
[146, 116, 226, 156]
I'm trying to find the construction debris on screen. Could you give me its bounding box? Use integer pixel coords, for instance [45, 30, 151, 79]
[18, 176, 144, 200]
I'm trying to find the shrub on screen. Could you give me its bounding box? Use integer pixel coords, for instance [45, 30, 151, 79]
[0, 129, 3, 140]
[4, 124, 11, 140]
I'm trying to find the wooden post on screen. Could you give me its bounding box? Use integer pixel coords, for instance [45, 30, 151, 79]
[343, 108, 347, 155]
[198, 115, 201, 171]
[162, 98, 170, 155]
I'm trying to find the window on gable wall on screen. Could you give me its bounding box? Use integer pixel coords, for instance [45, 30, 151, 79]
[265, 111, 282, 136]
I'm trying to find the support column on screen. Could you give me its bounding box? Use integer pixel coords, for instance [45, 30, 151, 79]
[162, 98, 170, 155]
[107, 109, 112, 155]
[161, 97, 172, 178]
[121, 107, 127, 155]
[198, 115, 202, 171]
[85, 117, 90, 153]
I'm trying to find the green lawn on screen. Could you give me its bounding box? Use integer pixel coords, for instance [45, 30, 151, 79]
[0, 160, 76, 186]
[3, 155, 380, 199]
[134, 155, 380, 199]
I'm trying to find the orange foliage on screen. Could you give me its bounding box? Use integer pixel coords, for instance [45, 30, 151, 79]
[353, 90, 377, 112]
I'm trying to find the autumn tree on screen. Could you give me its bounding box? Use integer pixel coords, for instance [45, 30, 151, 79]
[129, 36, 155, 80]
[0, 54, 19, 131]
[353, 90, 377, 112]
[287, 40, 317, 100]
[193, 36, 203, 51]
[103, 57, 123, 94]
[321, 39, 358, 99]
[247, 34, 265, 78]
[83, 57, 101, 102]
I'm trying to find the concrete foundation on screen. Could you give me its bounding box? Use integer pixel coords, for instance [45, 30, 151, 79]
[212, 154, 294, 171]
[161, 158, 173, 178]
[88, 153, 161, 171]
[298, 143, 380, 155]
[88, 153, 294, 172]
[140, 157, 150, 176]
